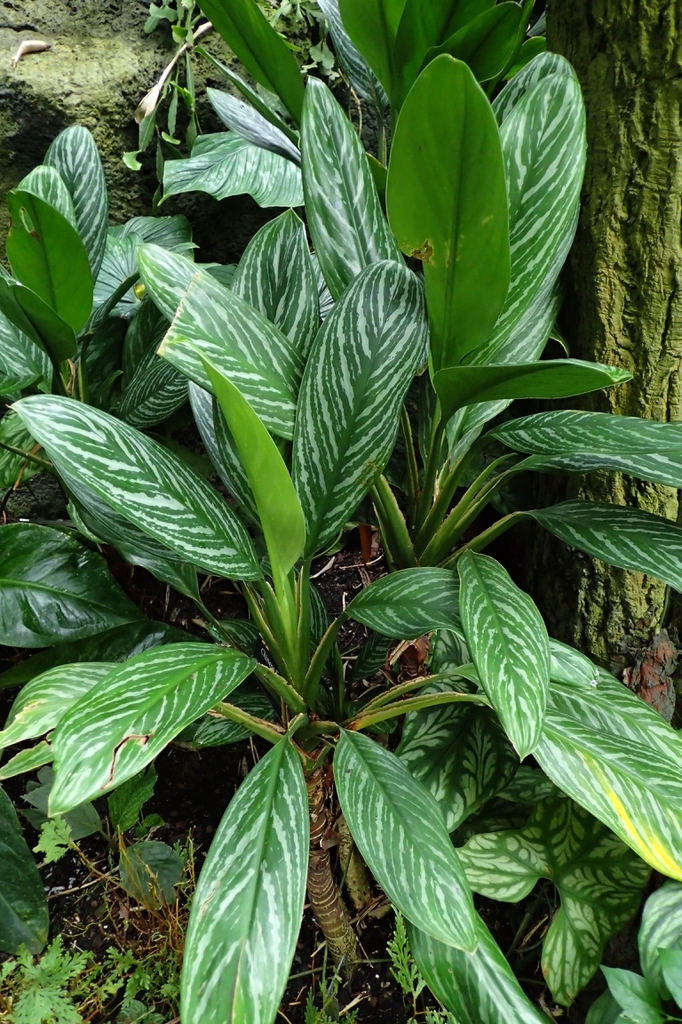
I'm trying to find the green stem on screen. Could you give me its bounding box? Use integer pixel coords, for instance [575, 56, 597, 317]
[0, 440, 53, 472]
[213, 702, 284, 744]
[241, 584, 288, 675]
[347, 691, 488, 731]
[377, 116, 387, 166]
[371, 474, 417, 569]
[77, 332, 90, 404]
[412, 444, 480, 552]
[358, 670, 472, 713]
[413, 417, 445, 534]
[303, 612, 347, 706]
[253, 663, 307, 714]
[440, 511, 527, 568]
[401, 405, 420, 518]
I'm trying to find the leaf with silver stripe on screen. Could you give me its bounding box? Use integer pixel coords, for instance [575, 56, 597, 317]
[181, 739, 308, 1024]
[111, 214, 193, 253]
[232, 209, 320, 358]
[179, 682, 275, 749]
[316, 0, 388, 115]
[18, 166, 77, 228]
[208, 87, 301, 164]
[93, 232, 141, 317]
[493, 51, 572, 125]
[458, 551, 550, 759]
[335, 729, 477, 951]
[118, 349, 189, 429]
[292, 260, 427, 555]
[459, 796, 649, 1005]
[398, 679, 517, 832]
[0, 664, 115, 749]
[13, 395, 261, 580]
[492, 410, 682, 490]
[347, 568, 461, 637]
[137, 244, 198, 321]
[528, 501, 682, 592]
[533, 639, 682, 881]
[49, 644, 256, 814]
[301, 78, 400, 300]
[408, 914, 564, 1024]
[159, 269, 303, 439]
[639, 883, 682, 1001]
[0, 740, 53, 781]
[0, 308, 50, 391]
[163, 133, 304, 208]
[45, 126, 108, 280]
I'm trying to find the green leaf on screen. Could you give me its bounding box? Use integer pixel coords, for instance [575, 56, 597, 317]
[0, 411, 39, 489]
[491, 410, 682, 490]
[0, 620, 185, 688]
[458, 551, 550, 758]
[292, 260, 427, 555]
[338, 0, 408, 96]
[639, 883, 682, 1001]
[390, 0, 476, 110]
[49, 644, 255, 814]
[585, 990, 628, 1024]
[208, 87, 301, 163]
[387, 56, 510, 370]
[119, 839, 183, 909]
[118, 350, 189, 430]
[92, 231, 141, 317]
[137, 243, 199, 321]
[601, 969, 664, 1024]
[0, 276, 77, 365]
[232, 209, 319, 357]
[426, 4, 522, 83]
[533, 640, 682, 881]
[0, 786, 49, 954]
[527, 501, 682, 592]
[0, 306, 50, 392]
[0, 741, 54, 781]
[18, 165, 77, 227]
[158, 267, 303, 439]
[0, 523, 142, 649]
[13, 396, 261, 580]
[7, 190, 93, 333]
[111, 214, 194, 252]
[196, 0, 305, 122]
[317, 0, 388, 114]
[459, 796, 649, 1005]
[347, 567, 461, 636]
[163, 133, 303, 208]
[0, 663, 115, 749]
[45, 125, 109, 279]
[203, 357, 305, 578]
[434, 360, 631, 422]
[107, 766, 157, 832]
[659, 949, 682, 1008]
[408, 916, 550, 1024]
[178, 682, 275, 749]
[181, 739, 308, 1024]
[398, 679, 516, 831]
[301, 78, 401, 300]
[335, 729, 477, 951]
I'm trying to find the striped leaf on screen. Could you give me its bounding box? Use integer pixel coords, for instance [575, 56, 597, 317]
[335, 729, 477, 951]
[387, 56, 510, 370]
[347, 568, 461, 636]
[316, 0, 388, 114]
[408, 915, 557, 1024]
[0, 308, 50, 391]
[0, 664, 115, 750]
[179, 682, 275, 749]
[137, 244, 198, 321]
[0, 412, 39, 489]
[0, 276, 77, 365]
[118, 350, 189, 429]
[18, 165, 77, 227]
[0, 787, 49, 955]
[459, 796, 649, 1005]
[232, 209, 320, 358]
[398, 679, 517, 832]
[0, 741, 53, 781]
[492, 410, 682, 490]
[159, 268, 303, 439]
[45, 126, 108, 279]
[0, 523, 142, 649]
[528, 501, 682, 592]
[112, 214, 194, 253]
[534, 640, 682, 880]
[13, 396, 261, 580]
[208, 87, 301, 164]
[458, 551, 550, 758]
[49, 644, 256, 814]
[181, 739, 308, 1024]
[301, 78, 401, 300]
[292, 260, 427, 555]
[639, 883, 682, 1001]
[163, 133, 303, 208]
[493, 50, 571, 125]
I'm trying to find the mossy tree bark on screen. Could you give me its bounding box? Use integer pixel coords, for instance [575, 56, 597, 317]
[530, 1, 682, 666]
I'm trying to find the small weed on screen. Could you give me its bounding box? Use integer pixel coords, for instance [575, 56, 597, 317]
[387, 910, 426, 1017]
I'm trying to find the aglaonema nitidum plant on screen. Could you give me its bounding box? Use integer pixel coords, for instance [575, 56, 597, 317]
[3, 2, 682, 1023]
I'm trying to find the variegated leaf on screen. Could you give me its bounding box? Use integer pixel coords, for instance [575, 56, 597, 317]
[316, 0, 389, 114]
[93, 231, 141, 317]
[111, 214, 193, 253]
[0, 412, 39, 489]
[459, 796, 649, 1005]
[13, 396, 261, 580]
[181, 739, 308, 1024]
[179, 683, 275, 749]
[118, 349, 189, 429]
[0, 308, 50, 391]
[292, 260, 427, 555]
[18, 166, 77, 227]
[49, 644, 256, 814]
[492, 410, 682, 489]
[534, 639, 682, 880]
[0, 741, 53, 781]
[347, 568, 461, 636]
[639, 883, 682, 1001]
[159, 268, 303, 439]
[45, 125, 108, 279]
[163, 133, 303, 208]
[398, 680, 517, 832]
[493, 51, 571, 125]
[335, 729, 477, 951]
[0, 664, 115, 749]
[528, 501, 682, 592]
[232, 209, 320, 357]
[458, 551, 550, 758]
[208, 87, 301, 164]
[137, 243, 198, 321]
[301, 78, 400, 300]
[408, 916, 554, 1024]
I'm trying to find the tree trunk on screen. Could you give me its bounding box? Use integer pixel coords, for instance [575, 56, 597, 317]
[531, 1, 682, 666]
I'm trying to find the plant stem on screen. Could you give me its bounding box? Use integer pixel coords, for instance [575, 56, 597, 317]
[413, 417, 445, 534]
[357, 670, 473, 713]
[401, 406, 420, 514]
[213, 702, 284, 744]
[346, 691, 487, 731]
[253, 663, 307, 714]
[440, 511, 527, 568]
[303, 613, 347, 707]
[0, 440, 52, 472]
[371, 474, 417, 569]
